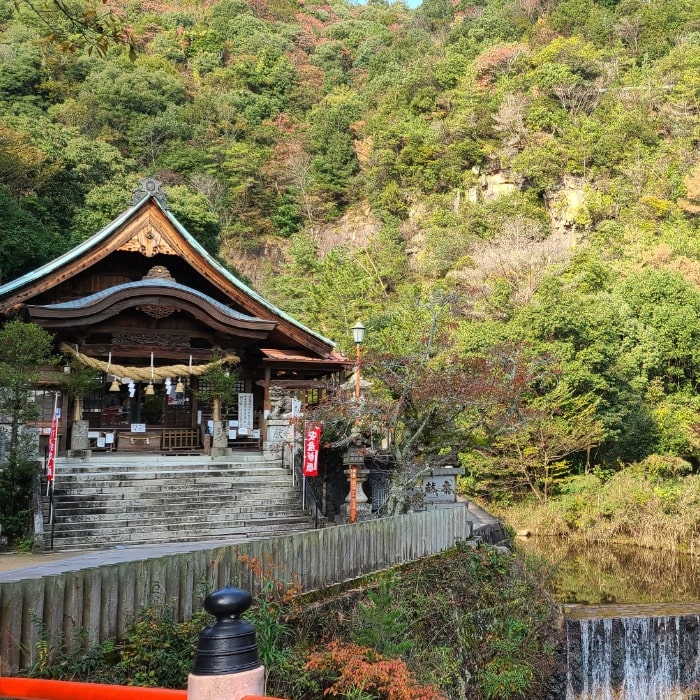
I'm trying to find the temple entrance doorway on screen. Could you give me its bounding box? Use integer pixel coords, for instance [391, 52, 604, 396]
[85, 375, 193, 430]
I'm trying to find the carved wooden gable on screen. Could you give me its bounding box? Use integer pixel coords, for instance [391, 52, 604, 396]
[117, 217, 177, 257]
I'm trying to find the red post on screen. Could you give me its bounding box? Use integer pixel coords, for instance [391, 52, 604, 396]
[349, 464, 357, 523]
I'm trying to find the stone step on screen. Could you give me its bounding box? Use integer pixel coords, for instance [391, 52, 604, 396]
[48, 489, 301, 505]
[54, 473, 293, 483]
[50, 504, 301, 519]
[49, 474, 292, 486]
[59, 452, 273, 465]
[47, 501, 301, 522]
[50, 477, 295, 491]
[48, 509, 310, 529]
[44, 451, 314, 551]
[54, 475, 294, 485]
[50, 483, 294, 495]
[46, 484, 301, 503]
[48, 492, 301, 507]
[48, 516, 314, 541]
[55, 463, 286, 476]
[51, 485, 297, 495]
[48, 522, 315, 550]
[50, 514, 313, 536]
[47, 497, 305, 513]
[51, 466, 291, 483]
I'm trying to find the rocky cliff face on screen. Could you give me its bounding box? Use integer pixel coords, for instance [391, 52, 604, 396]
[227, 171, 587, 286]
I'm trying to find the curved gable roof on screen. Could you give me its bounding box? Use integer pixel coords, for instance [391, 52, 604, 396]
[27, 278, 277, 338]
[0, 188, 336, 354]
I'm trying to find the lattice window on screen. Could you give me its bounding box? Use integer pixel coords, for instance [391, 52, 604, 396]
[198, 379, 245, 419]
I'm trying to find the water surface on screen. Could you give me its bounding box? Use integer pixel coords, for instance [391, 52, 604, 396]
[518, 538, 700, 607]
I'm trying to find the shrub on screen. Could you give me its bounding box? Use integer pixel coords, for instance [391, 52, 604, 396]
[306, 641, 445, 700]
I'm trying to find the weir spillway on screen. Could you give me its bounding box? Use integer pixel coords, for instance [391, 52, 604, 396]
[565, 603, 700, 699]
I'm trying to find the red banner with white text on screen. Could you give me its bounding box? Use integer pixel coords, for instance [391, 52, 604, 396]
[46, 401, 59, 485]
[303, 422, 322, 477]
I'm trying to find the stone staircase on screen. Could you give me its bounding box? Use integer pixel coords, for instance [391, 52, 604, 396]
[44, 453, 316, 550]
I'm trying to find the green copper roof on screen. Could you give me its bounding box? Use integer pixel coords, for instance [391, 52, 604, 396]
[0, 204, 136, 298]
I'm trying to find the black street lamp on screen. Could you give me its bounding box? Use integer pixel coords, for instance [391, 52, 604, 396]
[349, 320, 366, 523]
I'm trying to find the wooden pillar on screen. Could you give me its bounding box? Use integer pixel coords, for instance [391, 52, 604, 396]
[59, 391, 69, 456]
[261, 366, 271, 438]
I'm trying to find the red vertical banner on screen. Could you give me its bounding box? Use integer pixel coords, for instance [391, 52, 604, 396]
[303, 422, 322, 477]
[46, 395, 59, 488]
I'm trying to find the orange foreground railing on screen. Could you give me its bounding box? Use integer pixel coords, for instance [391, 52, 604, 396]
[0, 678, 186, 700]
[0, 677, 283, 700]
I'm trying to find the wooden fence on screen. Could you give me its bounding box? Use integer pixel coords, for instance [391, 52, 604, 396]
[0, 508, 506, 675]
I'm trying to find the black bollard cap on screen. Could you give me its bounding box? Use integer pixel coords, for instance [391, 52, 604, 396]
[191, 587, 262, 676]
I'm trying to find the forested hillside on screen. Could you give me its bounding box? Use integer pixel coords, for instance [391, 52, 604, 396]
[2, 0, 700, 497]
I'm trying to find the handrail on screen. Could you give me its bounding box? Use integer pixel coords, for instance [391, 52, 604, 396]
[0, 678, 285, 700]
[293, 461, 323, 528]
[0, 678, 186, 700]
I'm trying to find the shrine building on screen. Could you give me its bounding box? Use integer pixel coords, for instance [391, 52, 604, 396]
[0, 178, 348, 456]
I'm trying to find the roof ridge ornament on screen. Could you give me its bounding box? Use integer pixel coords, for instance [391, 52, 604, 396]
[130, 176, 168, 207]
[143, 265, 175, 281]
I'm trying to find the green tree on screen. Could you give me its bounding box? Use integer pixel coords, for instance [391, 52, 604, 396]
[167, 185, 221, 255]
[193, 354, 240, 421]
[475, 384, 604, 502]
[618, 269, 700, 391]
[308, 88, 362, 209]
[306, 296, 504, 515]
[0, 320, 55, 544]
[0, 186, 62, 280]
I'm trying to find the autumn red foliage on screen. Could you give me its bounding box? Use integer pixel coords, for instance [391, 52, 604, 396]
[306, 642, 446, 700]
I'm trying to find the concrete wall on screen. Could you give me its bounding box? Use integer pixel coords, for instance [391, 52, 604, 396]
[0, 508, 506, 675]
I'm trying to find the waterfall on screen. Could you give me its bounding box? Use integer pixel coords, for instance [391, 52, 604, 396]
[566, 609, 700, 699]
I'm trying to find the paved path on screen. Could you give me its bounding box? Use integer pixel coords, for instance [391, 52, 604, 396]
[0, 536, 254, 582]
[0, 502, 496, 583]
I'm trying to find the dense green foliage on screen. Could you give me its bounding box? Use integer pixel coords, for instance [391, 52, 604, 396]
[501, 460, 700, 553]
[28, 544, 561, 700]
[3, 0, 700, 500]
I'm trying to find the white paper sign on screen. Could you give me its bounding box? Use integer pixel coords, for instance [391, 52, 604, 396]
[238, 393, 254, 430]
[228, 429, 237, 440]
[131, 423, 146, 433]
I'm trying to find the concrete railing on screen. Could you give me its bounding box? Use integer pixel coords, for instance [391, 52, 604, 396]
[0, 507, 505, 675]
